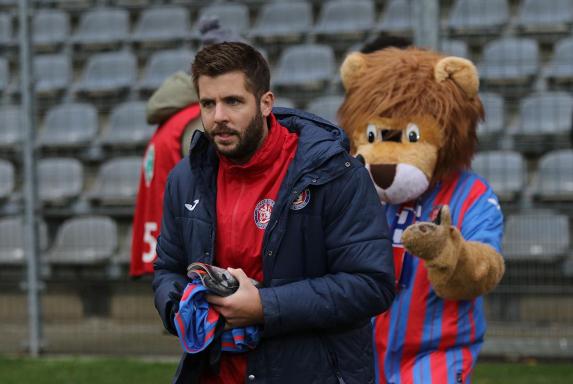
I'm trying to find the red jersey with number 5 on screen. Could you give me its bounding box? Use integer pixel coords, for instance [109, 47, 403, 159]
[130, 104, 201, 277]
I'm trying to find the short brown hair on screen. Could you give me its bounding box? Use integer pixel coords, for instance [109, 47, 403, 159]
[191, 42, 270, 100]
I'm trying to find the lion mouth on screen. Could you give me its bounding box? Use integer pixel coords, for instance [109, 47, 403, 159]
[365, 163, 429, 204]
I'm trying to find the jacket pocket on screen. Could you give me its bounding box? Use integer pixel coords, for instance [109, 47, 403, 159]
[175, 217, 212, 266]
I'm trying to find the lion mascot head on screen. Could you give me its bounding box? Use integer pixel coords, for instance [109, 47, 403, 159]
[338, 48, 483, 204]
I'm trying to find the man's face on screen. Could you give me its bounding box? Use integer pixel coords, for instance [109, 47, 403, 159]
[198, 71, 272, 163]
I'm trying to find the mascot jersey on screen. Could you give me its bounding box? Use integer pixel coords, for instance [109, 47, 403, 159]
[374, 171, 503, 384]
[130, 104, 200, 277]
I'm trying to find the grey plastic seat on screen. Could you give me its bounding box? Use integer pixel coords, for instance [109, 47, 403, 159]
[448, 0, 509, 34]
[516, 0, 573, 33]
[34, 53, 71, 94]
[472, 151, 524, 202]
[249, 1, 312, 43]
[46, 216, 118, 265]
[503, 211, 570, 262]
[517, 92, 573, 135]
[0, 57, 7, 92]
[72, 8, 129, 47]
[132, 6, 191, 44]
[545, 38, 573, 84]
[88, 156, 141, 205]
[313, 0, 374, 38]
[0, 216, 48, 265]
[377, 0, 413, 34]
[32, 9, 69, 49]
[0, 13, 12, 46]
[478, 38, 539, 85]
[306, 95, 344, 125]
[139, 49, 194, 92]
[534, 150, 573, 201]
[439, 39, 469, 58]
[274, 98, 296, 109]
[273, 44, 335, 90]
[39, 103, 98, 148]
[478, 92, 505, 136]
[195, 3, 250, 37]
[0, 159, 14, 200]
[0, 105, 21, 148]
[102, 102, 154, 147]
[76, 52, 136, 95]
[37, 158, 83, 205]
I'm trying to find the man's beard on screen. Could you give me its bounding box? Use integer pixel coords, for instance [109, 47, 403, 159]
[205, 110, 265, 163]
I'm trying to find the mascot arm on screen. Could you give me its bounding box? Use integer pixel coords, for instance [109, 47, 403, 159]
[401, 205, 505, 301]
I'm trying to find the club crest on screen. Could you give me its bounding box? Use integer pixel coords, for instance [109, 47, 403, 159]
[254, 198, 274, 229]
[143, 144, 155, 187]
[290, 188, 311, 211]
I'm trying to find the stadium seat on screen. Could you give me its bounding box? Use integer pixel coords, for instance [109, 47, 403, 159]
[545, 37, 573, 85]
[376, 0, 413, 35]
[249, 1, 312, 43]
[0, 216, 48, 265]
[513, 92, 573, 153]
[503, 211, 570, 262]
[102, 101, 154, 148]
[45, 215, 118, 265]
[34, 53, 71, 95]
[516, 0, 573, 34]
[471, 150, 525, 202]
[138, 49, 195, 93]
[0, 57, 7, 92]
[533, 150, 573, 201]
[37, 158, 84, 205]
[75, 51, 136, 96]
[194, 3, 250, 38]
[39, 103, 98, 149]
[477, 92, 505, 147]
[0, 158, 14, 201]
[439, 39, 469, 58]
[132, 6, 191, 46]
[447, 0, 509, 36]
[306, 95, 344, 125]
[32, 9, 69, 50]
[313, 0, 374, 40]
[0, 105, 21, 149]
[72, 8, 129, 49]
[87, 156, 141, 205]
[478, 37, 539, 86]
[0, 12, 12, 47]
[272, 44, 335, 92]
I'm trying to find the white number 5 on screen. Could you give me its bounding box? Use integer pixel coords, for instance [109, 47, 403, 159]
[142, 222, 158, 263]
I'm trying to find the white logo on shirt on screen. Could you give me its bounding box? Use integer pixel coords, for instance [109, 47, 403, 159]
[185, 199, 200, 211]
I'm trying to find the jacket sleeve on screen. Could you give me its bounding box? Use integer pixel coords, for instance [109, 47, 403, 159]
[152, 172, 190, 335]
[259, 165, 395, 337]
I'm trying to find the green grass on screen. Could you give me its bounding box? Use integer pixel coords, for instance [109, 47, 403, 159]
[0, 356, 572, 383]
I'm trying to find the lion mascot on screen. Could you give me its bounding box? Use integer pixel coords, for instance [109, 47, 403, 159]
[338, 48, 505, 383]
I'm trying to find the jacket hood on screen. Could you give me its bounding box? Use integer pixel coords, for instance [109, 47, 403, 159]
[146, 71, 198, 125]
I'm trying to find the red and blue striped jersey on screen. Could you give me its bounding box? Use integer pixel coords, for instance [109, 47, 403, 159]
[374, 171, 503, 384]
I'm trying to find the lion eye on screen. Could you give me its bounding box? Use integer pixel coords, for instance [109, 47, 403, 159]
[366, 124, 377, 143]
[405, 123, 420, 143]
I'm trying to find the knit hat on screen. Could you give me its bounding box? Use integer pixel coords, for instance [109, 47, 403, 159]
[198, 16, 247, 47]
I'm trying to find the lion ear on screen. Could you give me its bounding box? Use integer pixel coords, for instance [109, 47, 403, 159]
[340, 52, 368, 91]
[434, 56, 479, 98]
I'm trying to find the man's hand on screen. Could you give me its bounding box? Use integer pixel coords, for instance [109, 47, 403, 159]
[205, 268, 264, 329]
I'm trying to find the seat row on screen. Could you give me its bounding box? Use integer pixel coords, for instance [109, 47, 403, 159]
[0, 208, 571, 268]
[0, 156, 141, 207]
[2, 0, 572, 51]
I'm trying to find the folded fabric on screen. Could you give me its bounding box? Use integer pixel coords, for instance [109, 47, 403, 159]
[174, 281, 261, 354]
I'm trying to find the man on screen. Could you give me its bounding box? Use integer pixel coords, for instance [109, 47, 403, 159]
[130, 17, 244, 277]
[153, 42, 395, 383]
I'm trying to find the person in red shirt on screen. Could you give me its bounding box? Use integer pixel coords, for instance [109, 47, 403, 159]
[153, 42, 394, 383]
[130, 17, 246, 277]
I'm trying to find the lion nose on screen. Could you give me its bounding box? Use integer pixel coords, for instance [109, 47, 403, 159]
[370, 164, 397, 189]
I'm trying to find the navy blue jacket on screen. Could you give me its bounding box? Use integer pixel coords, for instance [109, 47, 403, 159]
[153, 108, 395, 384]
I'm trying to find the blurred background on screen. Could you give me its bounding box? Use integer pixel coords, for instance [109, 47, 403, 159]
[0, 0, 572, 366]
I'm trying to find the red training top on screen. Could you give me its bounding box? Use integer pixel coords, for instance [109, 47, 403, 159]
[201, 113, 298, 383]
